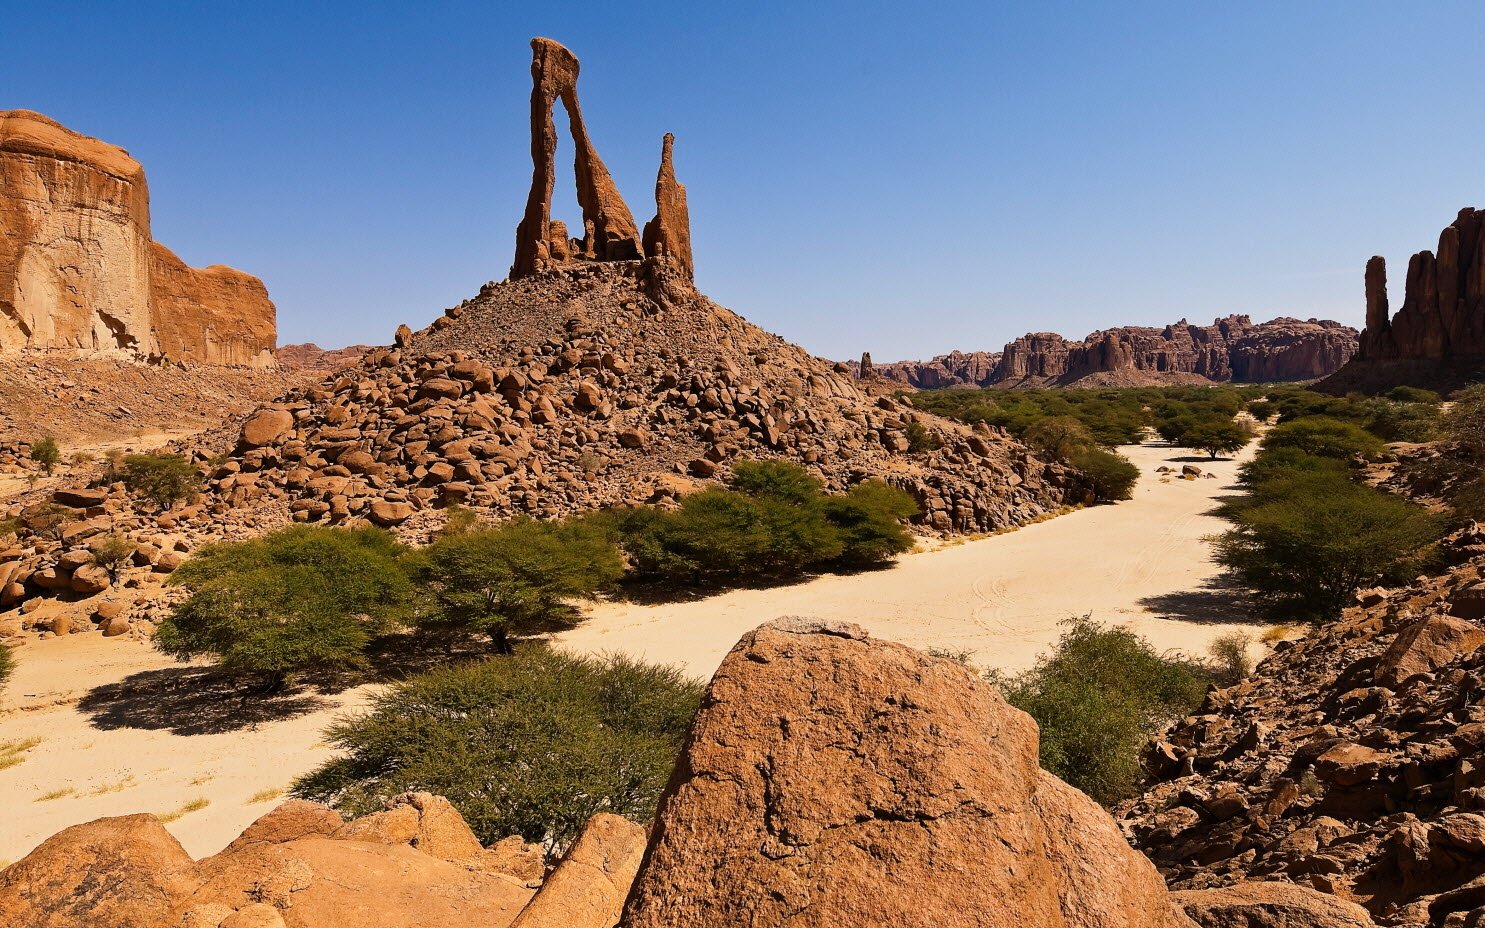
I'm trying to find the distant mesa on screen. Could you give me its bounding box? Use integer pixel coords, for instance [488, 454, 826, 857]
[0, 109, 276, 367]
[275, 342, 371, 371]
[1320, 207, 1485, 394]
[511, 37, 694, 280]
[855, 315, 1359, 389]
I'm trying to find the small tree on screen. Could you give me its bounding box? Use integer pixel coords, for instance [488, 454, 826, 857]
[1023, 416, 1094, 462]
[90, 534, 136, 584]
[29, 437, 60, 475]
[904, 419, 942, 453]
[1071, 448, 1139, 502]
[120, 454, 200, 510]
[1182, 418, 1251, 459]
[988, 615, 1211, 805]
[156, 525, 416, 689]
[419, 518, 624, 653]
[1212, 472, 1442, 622]
[293, 646, 703, 855]
[820, 479, 919, 566]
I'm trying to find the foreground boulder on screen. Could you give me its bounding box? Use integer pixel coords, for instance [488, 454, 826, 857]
[620, 617, 1193, 928]
[1174, 882, 1376, 928]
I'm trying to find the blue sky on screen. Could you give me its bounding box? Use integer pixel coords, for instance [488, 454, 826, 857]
[6, 1, 1484, 360]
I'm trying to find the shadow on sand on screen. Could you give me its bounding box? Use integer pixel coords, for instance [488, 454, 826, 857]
[1138, 576, 1259, 624]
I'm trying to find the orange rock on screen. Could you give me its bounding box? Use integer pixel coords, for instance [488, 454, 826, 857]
[509, 813, 646, 928]
[148, 242, 276, 367]
[1375, 616, 1485, 688]
[1174, 881, 1376, 928]
[641, 133, 693, 279]
[621, 618, 1194, 928]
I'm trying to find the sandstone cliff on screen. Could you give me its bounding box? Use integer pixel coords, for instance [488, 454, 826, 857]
[856, 316, 1358, 389]
[1320, 208, 1485, 393]
[0, 109, 276, 366]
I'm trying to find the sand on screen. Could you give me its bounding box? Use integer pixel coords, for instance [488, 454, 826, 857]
[0, 440, 1262, 863]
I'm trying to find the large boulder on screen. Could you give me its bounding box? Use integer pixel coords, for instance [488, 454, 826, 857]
[1173, 882, 1376, 928]
[0, 814, 199, 928]
[1374, 616, 1485, 688]
[620, 617, 1194, 928]
[239, 408, 296, 449]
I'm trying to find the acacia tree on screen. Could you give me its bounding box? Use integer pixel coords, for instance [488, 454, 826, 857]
[1182, 418, 1251, 459]
[156, 525, 417, 689]
[419, 518, 624, 653]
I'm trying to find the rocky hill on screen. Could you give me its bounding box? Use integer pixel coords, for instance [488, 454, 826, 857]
[855, 316, 1358, 389]
[275, 343, 371, 371]
[1118, 521, 1485, 927]
[0, 618, 1367, 928]
[0, 109, 276, 367]
[1320, 208, 1485, 394]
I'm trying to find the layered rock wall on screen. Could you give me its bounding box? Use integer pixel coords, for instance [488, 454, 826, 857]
[0, 109, 276, 366]
[858, 316, 1357, 389]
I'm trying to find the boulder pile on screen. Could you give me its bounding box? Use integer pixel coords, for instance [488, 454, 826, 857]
[1118, 525, 1485, 927]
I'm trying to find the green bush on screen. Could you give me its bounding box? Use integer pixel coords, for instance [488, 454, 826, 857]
[29, 437, 60, 475]
[293, 646, 701, 855]
[1236, 447, 1349, 489]
[1207, 632, 1253, 686]
[607, 462, 918, 584]
[1388, 385, 1441, 404]
[904, 419, 942, 453]
[988, 616, 1211, 805]
[418, 518, 624, 652]
[1023, 416, 1095, 461]
[156, 525, 417, 688]
[1259, 416, 1387, 463]
[1213, 471, 1441, 622]
[89, 534, 136, 584]
[120, 453, 200, 510]
[1071, 448, 1139, 502]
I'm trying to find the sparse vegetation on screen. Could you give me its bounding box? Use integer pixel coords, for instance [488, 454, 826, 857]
[155, 525, 418, 689]
[1207, 632, 1253, 685]
[0, 644, 13, 691]
[29, 437, 60, 474]
[249, 786, 284, 804]
[293, 646, 702, 855]
[904, 418, 941, 452]
[157, 797, 210, 823]
[120, 453, 200, 510]
[89, 534, 136, 584]
[36, 787, 75, 802]
[987, 615, 1212, 805]
[0, 736, 43, 771]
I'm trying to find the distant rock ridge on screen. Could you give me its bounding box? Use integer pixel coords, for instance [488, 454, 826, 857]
[275, 342, 371, 371]
[853, 315, 1358, 389]
[0, 109, 276, 367]
[1320, 207, 1485, 393]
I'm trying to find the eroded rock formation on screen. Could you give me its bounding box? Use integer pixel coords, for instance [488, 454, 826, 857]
[510, 38, 693, 281]
[0, 109, 276, 366]
[1322, 208, 1485, 393]
[856, 316, 1357, 389]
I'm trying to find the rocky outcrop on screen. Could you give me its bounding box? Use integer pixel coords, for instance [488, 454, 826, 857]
[857, 317, 1357, 389]
[1321, 208, 1485, 393]
[621, 617, 1194, 928]
[0, 109, 276, 366]
[149, 243, 276, 368]
[511, 38, 643, 278]
[641, 134, 693, 280]
[1118, 523, 1485, 927]
[275, 343, 370, 371]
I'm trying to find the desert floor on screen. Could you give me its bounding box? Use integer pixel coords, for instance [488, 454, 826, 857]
[0, 440, 1262, 863]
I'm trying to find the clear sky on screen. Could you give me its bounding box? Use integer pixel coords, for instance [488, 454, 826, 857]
[6, 1, 1484, 361]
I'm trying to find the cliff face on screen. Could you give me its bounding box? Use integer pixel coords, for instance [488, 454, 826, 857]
[0, 109, 276, 366]
[1321, 208, 1485, 393]
[858, 316, 1358, 389]
[0, 110, 156, 356]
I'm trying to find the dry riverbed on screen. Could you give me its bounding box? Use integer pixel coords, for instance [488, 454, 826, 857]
[0, 440, 1263, 863]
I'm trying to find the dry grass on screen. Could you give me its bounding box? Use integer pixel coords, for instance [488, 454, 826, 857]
[89, 775, 137, 796]
[157, 797, 210, 823]
[248, 786, 284, 804]
[189, 773, 214, 786]
[0, 737, 43, 771]
[1261, 624, 1300, 644]
[35, 787, 74, 802]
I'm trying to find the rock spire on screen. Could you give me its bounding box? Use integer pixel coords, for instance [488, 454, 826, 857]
[641, 133, 693, 279]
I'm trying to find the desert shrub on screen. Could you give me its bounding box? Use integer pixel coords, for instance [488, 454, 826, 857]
[29, 437, 60, 475]
[156, 525, 416, 688]
[820, 479, 919, 565]
[1071, 448, 1139, 501]
[1207, 633, 1253, 685]
[293, 646, 702, 855]
[1236, 447, 1349, 489]
[120, 453, 200, 510]
[0, 643, 13, 690]
[1388, 385, 1441, 405]
[1181, 418, 1252, 459]
[1212, 471, 1442, 622]
[608, 463, 919, 583]
[989, 616, 1211, 805]
[1260, 417, 1387, 463]
[904, 419, 942, 453]
[418, 517, 624, 652]
[89, 534, 136, 584]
